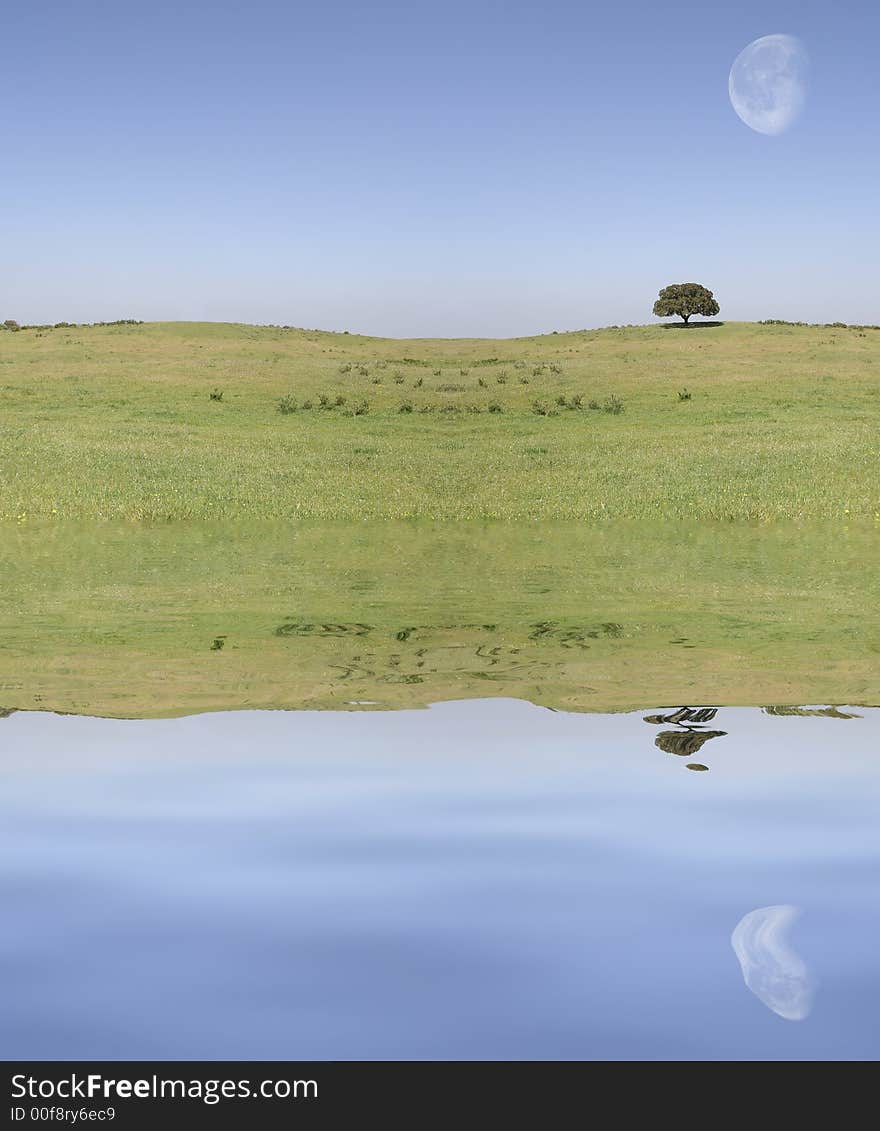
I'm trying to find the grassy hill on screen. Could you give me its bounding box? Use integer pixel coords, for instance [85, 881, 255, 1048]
[1, 318, 879, 521]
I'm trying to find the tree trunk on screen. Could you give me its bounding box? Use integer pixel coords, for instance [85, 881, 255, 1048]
[682, 314, 691, 324]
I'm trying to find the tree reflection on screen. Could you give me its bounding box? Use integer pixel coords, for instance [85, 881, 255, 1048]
[643, 706, 726, 772]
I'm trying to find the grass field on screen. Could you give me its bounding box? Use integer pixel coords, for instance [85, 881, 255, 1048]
[2, 521, 878, 717]
[2, 319, 879, 521]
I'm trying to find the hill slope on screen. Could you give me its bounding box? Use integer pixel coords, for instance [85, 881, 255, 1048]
[1, 319, 878, 520]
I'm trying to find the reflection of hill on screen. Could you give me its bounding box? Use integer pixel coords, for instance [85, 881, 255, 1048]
[763, 705, 859, 719]
[3, 521, 879, 718]
[654, 730, 727, 757]
[0, 708, 16, 719]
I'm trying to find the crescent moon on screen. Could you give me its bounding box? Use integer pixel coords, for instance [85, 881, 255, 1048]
[729, 34, 808, 136]
[731, 905, 816, 1020]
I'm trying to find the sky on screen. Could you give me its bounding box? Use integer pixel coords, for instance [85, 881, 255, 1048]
[2, 0, 878, 337]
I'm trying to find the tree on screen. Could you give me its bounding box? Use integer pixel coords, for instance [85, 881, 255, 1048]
[2, 319, 20, 332]
[652, 283, 719, 325]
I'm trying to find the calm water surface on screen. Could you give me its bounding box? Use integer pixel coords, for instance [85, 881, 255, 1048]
[2, 700, 879, 1060]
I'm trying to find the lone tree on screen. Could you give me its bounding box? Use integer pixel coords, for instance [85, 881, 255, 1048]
[652, 283, 719, 325]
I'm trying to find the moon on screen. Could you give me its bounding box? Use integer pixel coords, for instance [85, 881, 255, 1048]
[731, 905, 816, 1020]
[729, 34, 808, 135]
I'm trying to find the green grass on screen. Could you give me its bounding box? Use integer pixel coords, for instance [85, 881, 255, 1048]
[1, 521, 878, 717]
[2, 319, 879, 521]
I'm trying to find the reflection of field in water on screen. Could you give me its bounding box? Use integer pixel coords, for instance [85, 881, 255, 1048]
[1, 520, 878, 718]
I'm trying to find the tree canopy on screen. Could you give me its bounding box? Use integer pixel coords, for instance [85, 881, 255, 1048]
[652, 283, 719, 325]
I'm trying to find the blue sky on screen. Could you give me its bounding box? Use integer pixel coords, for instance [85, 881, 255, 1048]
[2, 0, 877, 336]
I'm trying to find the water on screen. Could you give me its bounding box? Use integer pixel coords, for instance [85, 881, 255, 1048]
[2, 699, 879, 1060]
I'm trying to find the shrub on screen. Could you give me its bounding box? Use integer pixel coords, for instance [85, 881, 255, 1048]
[531, 400, 548, 415]
[678, 388, 692, 401]
[352, 399, 369, 415]
[335, 394, 346, 406]
[487, 401, 503, 413]
[371, 376, 382, 384]
[603, 395, 624, 414]
[398, 401, 413, 413]
[519, 376, 529, 384]
[414, 377, 423, 387]
[277, 395, 297, 414]
[209, 388, 223, 402]
[357, 365, 369, 376]
[338, 363, 352, 374]
[301, 398, 313, 410]
[318, 393, 331, 408]
[393, 372, 404, 383]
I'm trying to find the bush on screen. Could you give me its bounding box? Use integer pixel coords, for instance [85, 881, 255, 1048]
[276, 395, 297, 414]
[487, 401, 503, 413]
[209, 388, 223, 402]
[678, 388, 692, 401]
[398, 401, 413, 413]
